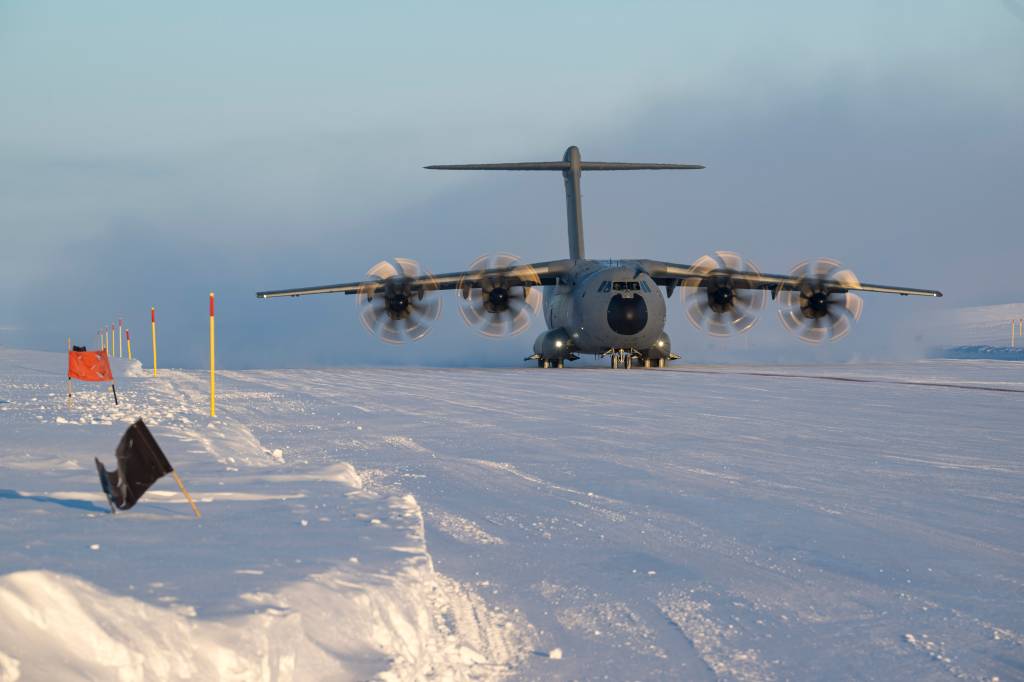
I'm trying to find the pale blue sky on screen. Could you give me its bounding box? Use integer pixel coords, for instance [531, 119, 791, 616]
[2, 2, 1022, 366]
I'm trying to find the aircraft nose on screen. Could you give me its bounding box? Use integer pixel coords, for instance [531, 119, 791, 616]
[607, 294, 648, 335]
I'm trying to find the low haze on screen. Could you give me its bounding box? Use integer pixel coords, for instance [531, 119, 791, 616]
[2, 1, 1021, 368]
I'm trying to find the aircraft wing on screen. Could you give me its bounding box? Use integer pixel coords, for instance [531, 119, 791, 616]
[256, 259, 572, 299]
[637, 260, 943, 297]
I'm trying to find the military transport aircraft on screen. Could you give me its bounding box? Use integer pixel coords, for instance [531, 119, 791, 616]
[257, 146, 942, 368]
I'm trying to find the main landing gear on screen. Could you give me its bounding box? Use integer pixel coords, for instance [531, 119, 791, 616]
[526, 352, 574, 368]
[604, 348, 668, 369]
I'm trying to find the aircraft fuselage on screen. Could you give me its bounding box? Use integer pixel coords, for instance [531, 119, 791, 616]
[537, 260, 671, 360]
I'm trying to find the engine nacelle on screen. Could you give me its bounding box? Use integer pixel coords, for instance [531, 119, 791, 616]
[533, 328, 572, 360]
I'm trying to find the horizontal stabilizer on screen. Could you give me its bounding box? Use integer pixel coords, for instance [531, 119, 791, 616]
[425, 161, 704, 171]
[578, 162, 704, 170]
[425, 162, 569, 171]
[426, 146, 704, 260]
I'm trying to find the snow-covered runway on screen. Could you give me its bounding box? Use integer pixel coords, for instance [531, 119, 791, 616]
[0, 349, 1021, 680]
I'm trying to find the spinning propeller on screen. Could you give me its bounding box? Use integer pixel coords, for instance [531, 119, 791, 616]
[778, 258, 863, 343]
[457, 254, 541, 337]
[356, 258, 441, 344]
[681, 251, 767, 336]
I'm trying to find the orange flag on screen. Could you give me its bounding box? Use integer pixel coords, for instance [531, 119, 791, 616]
[68, 349, 113, 382]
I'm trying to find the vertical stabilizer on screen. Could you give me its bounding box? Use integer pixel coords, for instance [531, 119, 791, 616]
[562, 146, 585, 260]
[425, 148, 703, 261]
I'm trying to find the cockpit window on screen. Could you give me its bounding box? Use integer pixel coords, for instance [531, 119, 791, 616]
[598, 280, 651, 293]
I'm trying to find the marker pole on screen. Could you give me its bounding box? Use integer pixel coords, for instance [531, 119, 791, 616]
[126, 330, 133, 360]
[118, 319, 123, 358]
[151, 307, 158, 377]
[209, 292, 216, 417]
[66, 337, 72, 408]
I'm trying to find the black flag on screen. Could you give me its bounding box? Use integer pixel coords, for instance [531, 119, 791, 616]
[95, 419, 173, 512]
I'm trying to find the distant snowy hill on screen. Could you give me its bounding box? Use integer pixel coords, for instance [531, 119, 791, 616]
[928, 302, 1024, 347]
[0, 348, 1022, 680]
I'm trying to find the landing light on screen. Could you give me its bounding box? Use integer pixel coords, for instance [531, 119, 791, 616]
[657, 340, 665, 347]
[555, 340, 564, 348]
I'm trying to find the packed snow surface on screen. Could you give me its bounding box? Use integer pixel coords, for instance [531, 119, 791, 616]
[0, 348, 1022, 681]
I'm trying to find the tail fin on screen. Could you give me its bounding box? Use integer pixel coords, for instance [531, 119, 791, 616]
[426, 146, 704, 261]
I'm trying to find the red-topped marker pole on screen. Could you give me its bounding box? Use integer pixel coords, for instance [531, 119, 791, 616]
[209, 292, 216, 417]
[151, 307, 158, 377]
[126, 329, 133, 360]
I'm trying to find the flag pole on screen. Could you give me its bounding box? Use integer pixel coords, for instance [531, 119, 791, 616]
[171, 470, 201, 518]
[66, 337, 72, 409]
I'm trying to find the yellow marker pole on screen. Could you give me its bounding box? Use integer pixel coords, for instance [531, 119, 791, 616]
[1014, 320, 1017, 349]
[118, 319, 123, 358]
[126, 329, 133, 360]
[209, 292, 216, 417]
[151, 307, 158, 377]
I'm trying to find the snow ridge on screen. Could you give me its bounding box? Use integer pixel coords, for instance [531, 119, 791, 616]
[0, 350, 533, 681]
